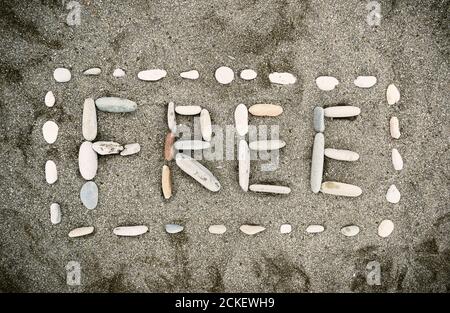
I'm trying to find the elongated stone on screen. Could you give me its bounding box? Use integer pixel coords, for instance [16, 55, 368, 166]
[234, 104, 248, 136]
[240, 225, 265, 235]
[164, 132, 175, 161]
[310, 133, 324, 193]
[316, 76, 339, 91]
[78, 141, 97, 180]
[80, 181, 98, 209]
[378, 219, 394, 238]
[386, 84, 400, 105]
[175, 105, 201, 115]
[82, 98, 97, 141]
[340, 225, 360, 237]
[92, 141, 123, 155]
[390, 116, 401, 139]
[45, 91, 55, 107]
[354, 76, 377, 88]
[208, 224, 227, 234]
[165, 224, 184, 234]
[392, 148, 403, 171]
[113, 68, 126, 77]
[162, 165, 172, 199]
[200, 109, 212, 141]
[215, 66, 234, 84]
[68, 226, 94, 238]
[50, 203, 61, 225]
[313, 107, 325, 132]
[138, 69, 167, 81]
[249, 184, 291, 194]
[248, 104, 283, 117]
[174, 140, 210, 150]
[320, 181, 362, 197]
[53, 68, 71, 82]
[180, 70, 199, 80]
[238, 140, 250, 192]
[167, 102, 177, 133]
[280, 224, 292, 234]
[113, 225, 148, 237]
[240, 69, 257, 80]
[45, 160, 57, 184]
[306, 225, 325, 233]
[83, 67, 101, 75]
[42, 121, 58, 144]
[95, 97, 137, 113]
[324, 148, 359, 161]
[269, 72, 296, 85]
[324, 106, 361, 118]
[249, 140, 285, 151]
[175, 153, 221, 192]
[386, 184, 400, 203]
[121, 143, 140, 156]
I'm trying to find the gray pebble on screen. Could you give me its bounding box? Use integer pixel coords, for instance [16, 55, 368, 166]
[313, 107, 325, 132]
[80, 181, 98, 209]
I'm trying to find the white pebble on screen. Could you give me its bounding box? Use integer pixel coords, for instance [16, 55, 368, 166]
[249, 140, 286, 151]
[340, 225, 360, 237]
[68, 226, 94, 238]
[240, 225, 266, 235]
[44, 91, 55, 107]
[238, 140, 250, 192]
[82, 98, 97, 141]
[324, 148, 359, 161]
[78, 141, 98, 180]
[392, 148, 403, 171]
[390, 116, 401, 139]
[120, 143, 141, 156]
[269, 72, 296, 85]
[83, 67, 101, 75]
[386, 184, 401, 203]
[378, 219, 394, 238]
[306, 225, 325, 233]
[215, 66, 234, 84]
[113, 68, 126, 77]
[175, 153, 221, 192]
[113, 225, 148, 237]
[175, 105, 202, 115]
[249, 184, 291, 194]
[208, 224, 227, 234]
[174, 140, 211, 150]
[310, 133, 324, 193]
[45, 160, 57, 184]
[53, 68, 71, 82]
[316, 76, 339, 91]
[165, 224, 184, 234]
[200, 109, 212, 141]
[320, 181, 362, 197]
[92, 141, 123, 155]
[386, 84, 400, 105]
[42, 121, 59, 144]
[180, 70, 199, 80]
[324, 106, 361, 118]
[234, 104, 248, 136]
[240, 69, 257, 80]
[50, 203, 61, 225]
[354, 76, 377, 88]
[138, 69, 167, 81]
[167, 102, 177, 133]
[280, 224, 292, 234]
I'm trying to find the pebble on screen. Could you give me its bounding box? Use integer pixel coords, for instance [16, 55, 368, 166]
[174, 140, 211, 150]
[386, 184, 401, 203]
[234, 104, 248, 136]
[138, 69, 167, 81]
[92, 141, 124, 155]
[208, 224, 227, 234]
[215, 66, 234, 84]
[378, 219, 394, 238]
[392, 148, 403, 171]
[386, 84, 400, 105]
[78, 141, 98, 180]
[113, 225, 148, 237]
[83, 67, 101, 75]
[175, 153, 221, 192]
[240, 225, 266, 235]
[53, 68, 71, 82]
[44, 91, 55, 107]
[354, 76, 377, 88]
[165, 224, 184, 234]
[324, 106, 361, 118]
[306, 225, 325, 233]
[320, 181, 362, 197]
[249, 140, 286, 151]
[120, 143, 141, 156]
[315, 76, 339, 91]
[310, 133, 324, 193]
[45, 160, 57, 184]
[249, 184, 291, 194]
[248, 104, 283, 117]
[80, 181, 98, 210]
[162, 165, 172, 199]
[240, 69, 257, 80]
[238, 140, 250, 192]
[95, 97, 137, 113]
[180, 70, 199, 80]
[324, 148, 359, 161]
[113, 68, 126, 77]
[167, 102, 177, 133]
[42, 121, 59, 144]
[268, 72, 296, 85]
[164, 133, 175, 161]
[82, 98, 97, 141]
[50, 203, 61, 225]
[313, 107, 325, 132]
[340, 225, 360, 237]
[390, 116, 401, 139]
[68, 226, 94, 238]
[200, 109, 212, 141]
[175, 105, 202, 115]
[280, 224, 292, 234]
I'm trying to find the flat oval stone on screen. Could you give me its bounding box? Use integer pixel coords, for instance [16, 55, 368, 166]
[165, 224, 184, 234]
[390, 116, 401, 139]
[180, 70, 199, 80]
[167, 102, 177, 132]
[138, 69, 167, 81]
[234, 104, 248, 136]
[78, 141, 98, 180]
[240, 224, 266, 235]
[306, 225, 325, 233]
[215, 66, 234, 84]
[175, 153, 221, 192]
[92, 141, 123, 155]
[310, 133, 324, 193]
[238, 140, 250, 192]
[45, 91, 55, 107]
[320, 181, 362, 197]
[386, 83, 400, 105]
[269, 72, 296, 85]
[240, 69, 257, 80]
[83, 67, 101, 75]
[324, 106, 361, 118]
[82, 98, 97, 141]
[121, 143, 140, 156]
[354, 76, 377, 88]
[378, 219, 394, 238]
[200, 109, 212, 141]
[280, 224, 292, 234]
[45, 160, 57, 184]
[313, 107, 325, 132]
[53, 68, 71, 82]
[249, 140, 286, 151]
[249, 184, 291, 194]
[42, 121, 59, 144]
[113, 68, 126, 77]
[340, 225, 360, 237]
[162, 165, 172, 199]
[174, 140, 211, 150]
[386, 184, 401, 203]
[175, 105, 201, 115]
[80, 181, 98, 209]
[316, 76, 339, 91]
[392, 148, 403, 171]
[50, 203, 61, 225]
[164, 133, 175, 161]
[68, 226, 94, 238]
[324, 148, 359, 161]
[248, 104, 283, 117]
[95, 97, 137, 113]
[208, 224, 227, 234]
[113, 225, 148, 237]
